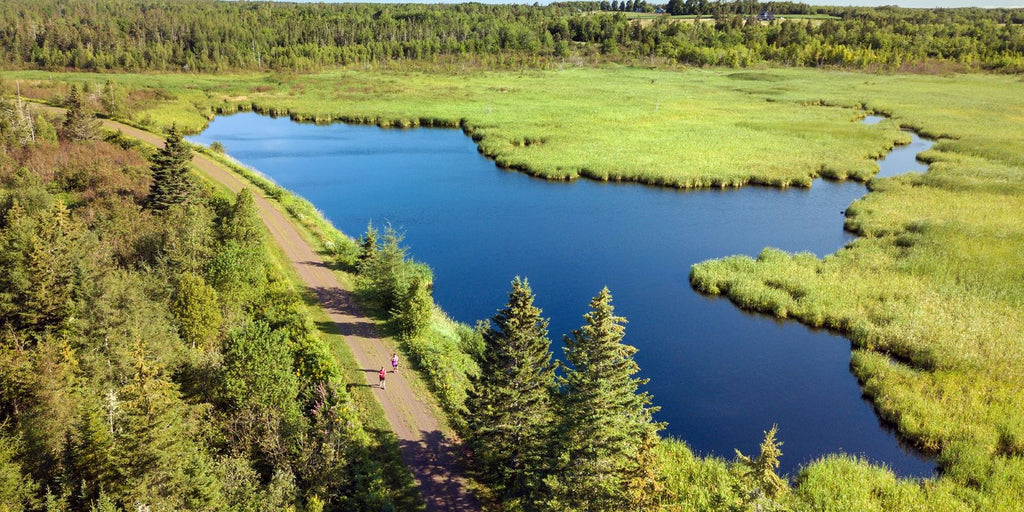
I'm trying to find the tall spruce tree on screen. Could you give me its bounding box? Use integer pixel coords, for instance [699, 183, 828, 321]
[147, 126, 194, 211]
[60, 84, 100, 142]
[219, 188, 263, 247]
[60, 84, 99, 142]
[113, 346, 224, 510]
[555, 287, 663, 511]
[465, 277, 555, 509]
[735, 424, 788, 508]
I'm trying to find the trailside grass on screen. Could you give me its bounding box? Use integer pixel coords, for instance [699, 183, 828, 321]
[7, 66, 1021, 509]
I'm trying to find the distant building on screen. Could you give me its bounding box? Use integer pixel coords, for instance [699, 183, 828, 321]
[655, 7, 665, 13]
[758, 9, 775, 21]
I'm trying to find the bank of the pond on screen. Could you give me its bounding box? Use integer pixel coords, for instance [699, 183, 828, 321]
[188, 111, 936, 478]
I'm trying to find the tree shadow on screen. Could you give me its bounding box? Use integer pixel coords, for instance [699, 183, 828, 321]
[360, 426, 426, 512]
[398, 430, 479, 512]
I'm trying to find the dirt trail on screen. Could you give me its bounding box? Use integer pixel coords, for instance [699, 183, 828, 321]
[96, 116, 479, 512]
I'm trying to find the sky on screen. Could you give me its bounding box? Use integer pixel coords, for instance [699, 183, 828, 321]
[279, 0, 1021, 7]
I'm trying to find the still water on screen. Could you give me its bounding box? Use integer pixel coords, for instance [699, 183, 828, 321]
[190, 113, 934, 476]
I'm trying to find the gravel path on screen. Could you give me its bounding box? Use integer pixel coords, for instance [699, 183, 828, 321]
[94, 115, 479, 512]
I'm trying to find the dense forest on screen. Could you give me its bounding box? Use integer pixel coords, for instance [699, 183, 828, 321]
[0, 90, 413, 511]
[0, 0, 1021, 72]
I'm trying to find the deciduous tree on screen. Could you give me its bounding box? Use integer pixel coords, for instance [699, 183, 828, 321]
[171, 272, 222, 350]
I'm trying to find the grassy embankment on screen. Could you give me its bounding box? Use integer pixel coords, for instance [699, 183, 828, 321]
[7, 66, 1020, 509]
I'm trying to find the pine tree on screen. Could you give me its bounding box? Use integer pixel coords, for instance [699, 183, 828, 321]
[171, 272, 222, 350]
[0, 433, 40, 511]
[357, 224, 409, 313]
[392, 275, 433, 339]
[20, 201, 80, 334]
[465, 277, 555, 509]
[147, 126, 195, 211]
[219, 188, 263, 247]
[113, 346, 224, 510]
[555, 287, 663, 511]
[357, 221, 378, 263]
[60, 84, 100, 142]
[735, 424, 788, 509]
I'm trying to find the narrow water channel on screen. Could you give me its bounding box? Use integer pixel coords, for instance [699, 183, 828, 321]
[189, 112, 935, 477]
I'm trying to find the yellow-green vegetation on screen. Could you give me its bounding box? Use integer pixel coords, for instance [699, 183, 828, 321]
[10, 67, 918, 188]
[8, 66, 1021, 508]
[685, 75, 1024, 507]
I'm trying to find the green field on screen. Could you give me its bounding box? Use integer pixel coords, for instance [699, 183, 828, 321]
[7, 66, 1022, 508]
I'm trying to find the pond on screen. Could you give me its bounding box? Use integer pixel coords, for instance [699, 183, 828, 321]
[189, 112, 934, 477]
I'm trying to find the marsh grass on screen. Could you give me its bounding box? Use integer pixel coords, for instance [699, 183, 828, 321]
[689, 71, 1024, 504]
[6, 67, 922, 189]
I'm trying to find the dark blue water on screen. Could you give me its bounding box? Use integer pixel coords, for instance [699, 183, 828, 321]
[190, 113, 934, 477]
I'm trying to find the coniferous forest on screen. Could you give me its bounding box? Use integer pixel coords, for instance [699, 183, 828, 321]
[0, 0, 1021, 72]
[0, 92, 411, 511]
[1, 0, 1023, 511]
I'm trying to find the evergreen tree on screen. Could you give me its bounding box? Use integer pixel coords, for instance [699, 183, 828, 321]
[465, 277, 555, 509]
[554, 287, 663, 511]
[99, 79, 127, 119]
[357, 221, 378, 263]
[735, 424, 788, 509]
[0, 95, 36, 148]
[147, 126, 195, 211]
[0, 434, 39, 511]
[34, 115, 57, 144]
[8, 201, 82, 334]
[219, 188, 263, 247]
[113, 346, 224, 510]
[357, 224, 409, 313]
[157, 202, 215, 276]
[392, 275, 433, 339]
[171, 272, 222, 350]
[60, 84, 100, 142]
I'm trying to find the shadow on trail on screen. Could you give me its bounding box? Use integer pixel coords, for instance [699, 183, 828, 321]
[399, 430, 479, 512]
[306, 280, 379, 338]
[362, 427, 427, 512]
[297, 259, 333, 270]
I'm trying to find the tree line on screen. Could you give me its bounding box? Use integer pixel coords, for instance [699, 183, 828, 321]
[0, 89, 409, 511]
[0, 0, 1020, 72]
